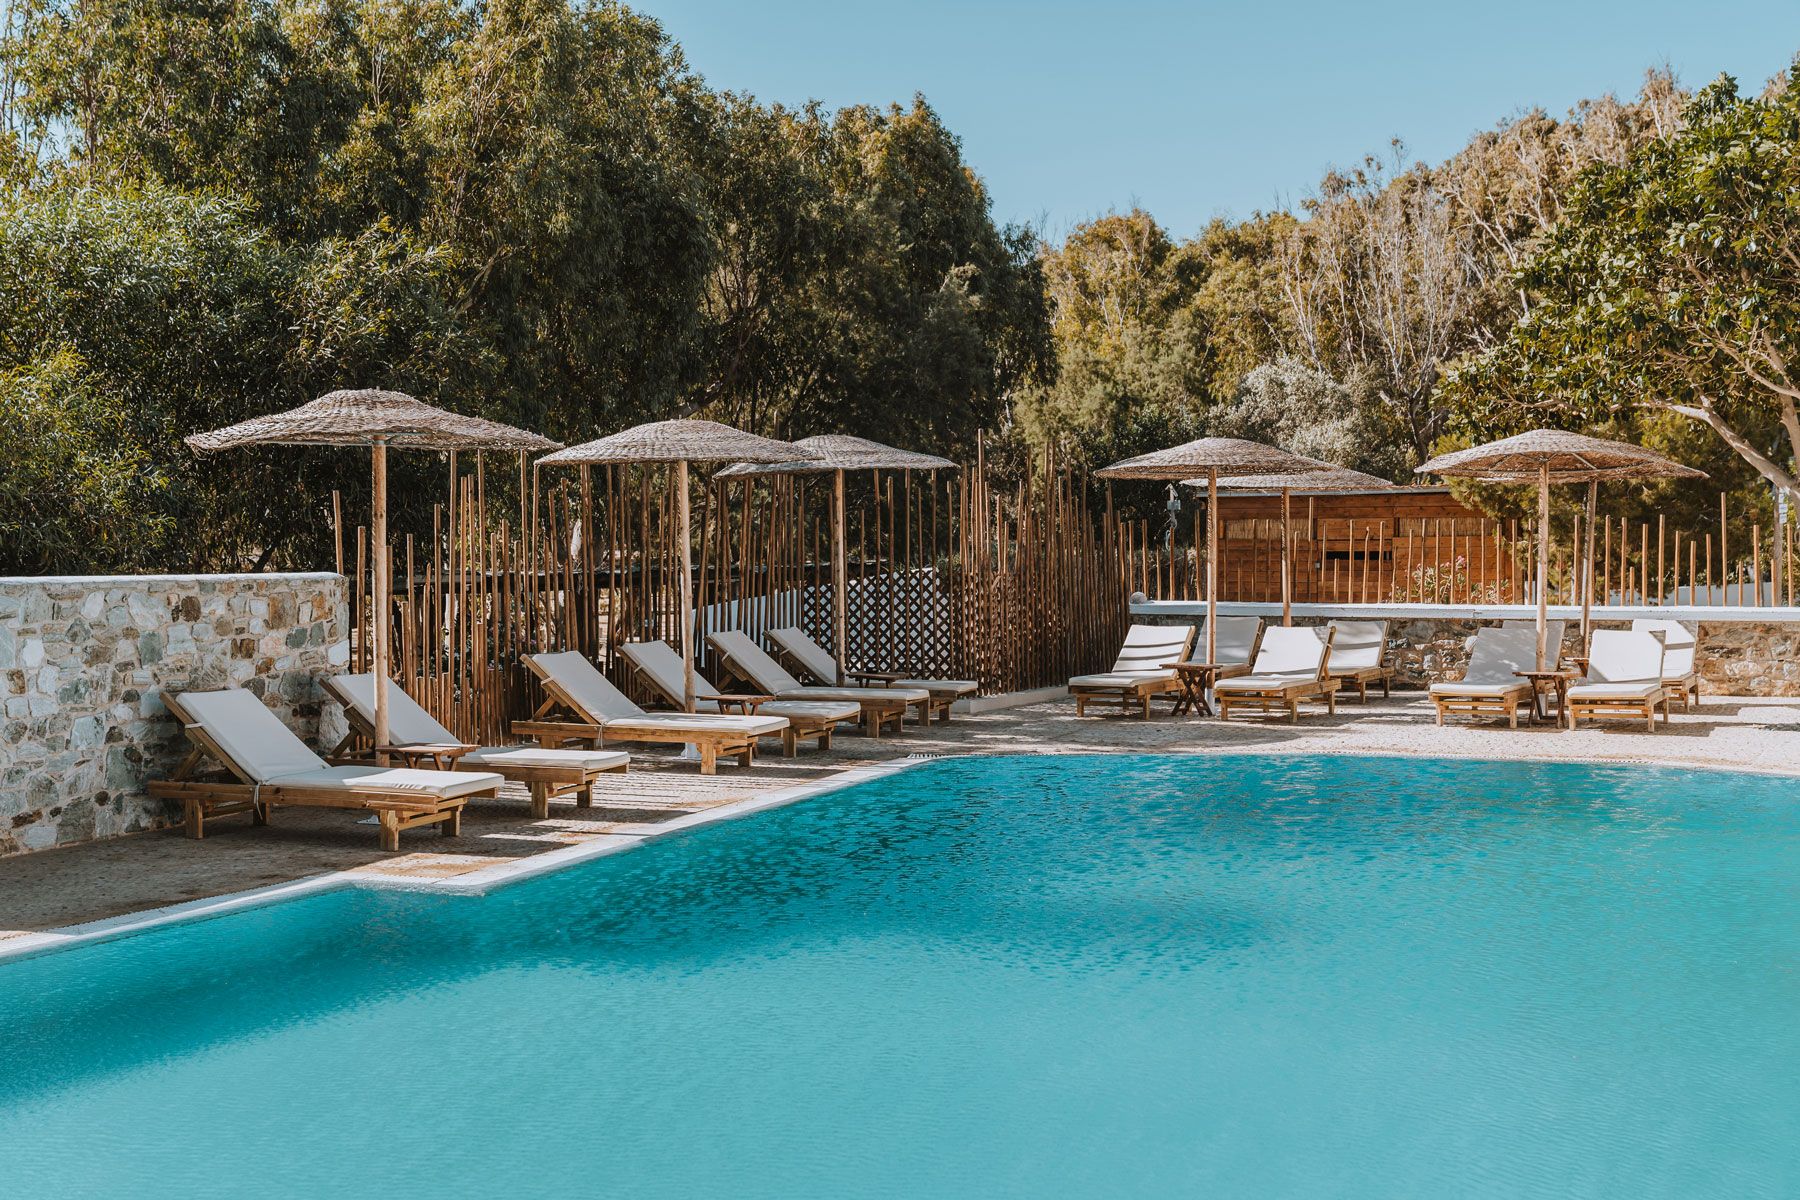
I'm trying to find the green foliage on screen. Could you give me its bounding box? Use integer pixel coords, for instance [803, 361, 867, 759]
[0, 0, 1048, 572]
[1208, 358, 1407, 479]
[1445, 66, 1800, 527]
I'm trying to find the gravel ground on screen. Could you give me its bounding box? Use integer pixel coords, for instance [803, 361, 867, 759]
[5, 691, 1798, 933]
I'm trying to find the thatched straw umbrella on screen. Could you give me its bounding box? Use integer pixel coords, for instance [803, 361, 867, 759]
[1188, 458, 1400, 627]
[716, 435, 957, 684]
[1416, 430, 1705, 671]
[1097, 438, 1330, 664]
[537, 420, 817, 712]
[188, 389, 561, 756]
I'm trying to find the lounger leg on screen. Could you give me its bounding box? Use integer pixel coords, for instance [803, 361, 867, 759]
[446, 805, 463, 838]
[738, 744, 754, 769]
[528, 782, 549, 820]
[185, 800, 204, 840]
[1435, 705, 1444, 727]
[1288, 700, 1298, 724]
[782, 728, 798, 757]
[937, 701, 952, 725]
[578, 781, 594, 808]
[864, 710, 881, 739]
[819, 728, 832, 751]
[699, 743, 718, 775]
[1382, 676, 1391, 699]
[379, 810, 400, 853]
[1074, 694, 1086, 717]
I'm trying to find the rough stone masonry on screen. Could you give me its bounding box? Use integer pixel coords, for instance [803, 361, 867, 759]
[0, 574, 348, 855]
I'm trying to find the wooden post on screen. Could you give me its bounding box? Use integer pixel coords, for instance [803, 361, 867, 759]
[677, 459, 696, 713]
[1280, 487, 1292, 626]
[371, 435, 391, 762]
[1582, 480, 1596, 641]
[1535, 462, 1549, 671]
[833, 467, 848, 685]
[1206, 469, 1218, 664]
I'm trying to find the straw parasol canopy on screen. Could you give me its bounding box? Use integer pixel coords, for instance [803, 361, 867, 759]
[1098, 437, 1331, 664]
[187, 388, 560, 454]
[716, 434, 957, 683]
[189, 389, 561, 757]
[1416, 429, 1705, 670]
[538, 420, 821, 713]
[715, 433, 955, 478]
[1184, 457, 1401, 626]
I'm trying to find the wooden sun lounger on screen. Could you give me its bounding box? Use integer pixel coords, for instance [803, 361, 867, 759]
[764, 626, 975, 725]
[618, 640, 859, 755]
[322, 674, 628, 818]
[1631, 618, 1702, 711]
[706, 630, 926, 738]
[1565, 630, 1668, 731]
[1213, 626, 1340, 722]
[148, 689, 500, 851]
[1068, 624, 1196, 718]
[1429, 626, 1538, 727]
[517, 652, 788, 774]
[1324, 620, 1394, 702]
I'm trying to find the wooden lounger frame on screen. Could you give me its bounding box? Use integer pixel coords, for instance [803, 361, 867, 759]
[515, 656, 762, 774]
[1069, 626, 1196, 719]
[1663, 675, 1701, 712]
[1566, 688, 1666, 731]
[768, 643, 957, 726]
[147, 692, 478, 851]
[1215, 628, 1340, 724]
[1331, 663, 1394, 702]
[1431, 687, 1529, 728]
[321, 677, 626, 819]
[708, 636, 907, 738]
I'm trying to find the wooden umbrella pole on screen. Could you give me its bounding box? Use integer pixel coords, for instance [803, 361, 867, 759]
[677, 459, 696, 713]
[1280, 487, 1293, 626]
[832, 467, 848, 685]
[1207, 469, 1218, 664]
[371, 435, 391, 761]
[1582, 479, 1597, 642]
[1536, 461, 1550, 671]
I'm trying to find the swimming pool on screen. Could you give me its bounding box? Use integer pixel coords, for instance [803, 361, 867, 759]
[2, 753, 1796, 1198]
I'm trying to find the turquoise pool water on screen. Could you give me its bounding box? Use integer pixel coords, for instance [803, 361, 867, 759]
[2, 753, 1796, 1198]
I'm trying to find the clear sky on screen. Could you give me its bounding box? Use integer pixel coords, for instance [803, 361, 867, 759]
[638, 0, 1800, 240]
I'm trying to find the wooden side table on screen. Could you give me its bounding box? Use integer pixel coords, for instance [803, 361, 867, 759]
[1513, 670, 1580, 726]
[1167, 662, 1221, 717]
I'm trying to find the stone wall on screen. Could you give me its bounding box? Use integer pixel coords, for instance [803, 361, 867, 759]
[0, 574, 348, 855]
[1134, 611, 1800, 696]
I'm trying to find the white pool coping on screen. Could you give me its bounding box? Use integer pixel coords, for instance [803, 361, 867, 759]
[0, 755, 938, 966]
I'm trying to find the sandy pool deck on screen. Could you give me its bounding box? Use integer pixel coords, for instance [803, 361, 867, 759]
[5, 691, 1799, 935]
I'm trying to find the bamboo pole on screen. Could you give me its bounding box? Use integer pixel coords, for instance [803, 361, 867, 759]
[370, 435, 391, 760]
[1535, 462, 1549, 672]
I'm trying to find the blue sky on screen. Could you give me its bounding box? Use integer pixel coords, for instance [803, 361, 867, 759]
[640, 0, 1799, 240]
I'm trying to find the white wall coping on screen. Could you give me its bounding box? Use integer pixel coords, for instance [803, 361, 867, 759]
[0, 572, 343, 588]
[1131, 599, 1800, 624]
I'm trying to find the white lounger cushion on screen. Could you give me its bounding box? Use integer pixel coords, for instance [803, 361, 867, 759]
[174, 688, 329, 782]
[1198, 616, 1261, 667]
[1214, 672, 1317, 694]
[1248, 626, 1327, 676]
[1582, 629, 1665, 686]
[283, 765, 503, 799]
[1630, 618, 1698, 679]
[1326, 620, 1387, 671]
[530, 651, 648, 721]
[1111, 624, 1193, 673]
[711, 631, 929, 703]
[1069, 671, 1175, 688]
[766, 627, 978, 695]
[1500, 618, 1567, 665]
[1565, 679, 1666, 701]
[1443, 626, 1540, 689]
[333, 673, 629, 772]
[604, 711, 790, 737]
[619, 640, 860, 721]
[1428, 680, 1529, 699]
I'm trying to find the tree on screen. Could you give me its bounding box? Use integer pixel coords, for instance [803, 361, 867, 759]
[1207, 358, 1404, 479]
[1447, 68, 1800, 508]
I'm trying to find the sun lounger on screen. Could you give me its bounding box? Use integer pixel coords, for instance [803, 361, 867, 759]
[148, 688, 500, 850]
[618, 639, 859, 754]
[765, 626, 976, 725]
[1566, 630, 1668, 730]
[517, 652, 789, 774]
[1630, 618, 1701, 710]
[1429, 626, 1538, 727]
[1197, 616, 1262, 681]
[1213, 626, 1340, 722]
[1324, 619, 1394, 701]
[706, 630, 929, 737]
[323, 674, 628, 818]
[1068, 624, 1196, 717]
